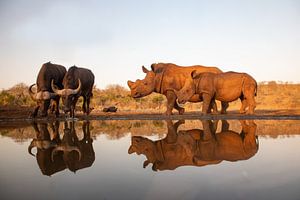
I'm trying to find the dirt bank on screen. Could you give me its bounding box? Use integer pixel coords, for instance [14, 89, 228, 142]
[0, 106, 300, 128]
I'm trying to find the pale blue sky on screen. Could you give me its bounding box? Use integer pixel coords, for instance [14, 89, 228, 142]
[0, 0, 299, 89]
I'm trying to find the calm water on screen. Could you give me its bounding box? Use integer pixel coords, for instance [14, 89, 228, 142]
[0, 120, 299, 200]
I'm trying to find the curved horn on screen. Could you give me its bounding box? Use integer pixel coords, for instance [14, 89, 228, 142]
[28, 140, 36, 157]
[51, 80, 64, 96]
[28, 84, 37, 101]
[72, 148, 82, 161]
[51, 148, 60, 162]
[70, 79, 81, 95]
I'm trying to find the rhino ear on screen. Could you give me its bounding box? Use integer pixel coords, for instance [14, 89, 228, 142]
[127, 80, 134, 89]
[151, 63, 164, 74]
[142, 66, 149, 73]
[150, 63, 156, 71]
[191, 70, 201, 79]
[143, 160, 150, 168]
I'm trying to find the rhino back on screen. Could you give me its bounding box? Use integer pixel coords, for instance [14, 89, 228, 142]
[213, 72, 245, 101]
[159, 64, 222, 93]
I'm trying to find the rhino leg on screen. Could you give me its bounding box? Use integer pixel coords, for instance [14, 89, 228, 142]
[239, 98, 247, 114]
[246, 98, 256, 115]
[202, 94, 212, 114]
[165, 91, 177, 115]
[209, 100, 218, 114]
[221, 102, 229, 114]
[244, 88, 256, 115]
[174, 101, 185, 115]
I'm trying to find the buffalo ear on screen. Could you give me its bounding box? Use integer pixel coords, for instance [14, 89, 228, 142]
[191, 70, 201, 79]
[127, 80, 134, 89]
[142, 66, 149, 73]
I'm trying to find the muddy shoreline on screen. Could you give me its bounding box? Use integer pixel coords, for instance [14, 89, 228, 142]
[0, 108, 300, 128]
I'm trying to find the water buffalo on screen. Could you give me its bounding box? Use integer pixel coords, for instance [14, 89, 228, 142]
[28, 62, 66, 117]
[52, 66, 94, 118]
[28, 121, 95, 176]
[28, 122, 67, 176]
[61, 121, 95, 172]
[128, 120, 258, 171]
[127, 63, 228, 115]
[174, 71, 257, 114]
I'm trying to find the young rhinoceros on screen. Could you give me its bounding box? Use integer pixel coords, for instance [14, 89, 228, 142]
[175, 71, 257, 114]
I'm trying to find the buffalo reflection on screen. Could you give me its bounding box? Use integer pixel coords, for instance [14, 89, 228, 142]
[28, 121, 95, 176]
[128, 120, 259, 171]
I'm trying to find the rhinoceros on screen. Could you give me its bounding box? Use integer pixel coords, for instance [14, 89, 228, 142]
[127, 63, 227, 115]
[128, 120, 258, 171]
[175, 71, 257, 114]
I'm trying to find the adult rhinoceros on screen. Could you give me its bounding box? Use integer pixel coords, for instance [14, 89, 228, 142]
[175, 71, 257, 114]
[127, 63, 225, 115]
[128, 120, 258, 171]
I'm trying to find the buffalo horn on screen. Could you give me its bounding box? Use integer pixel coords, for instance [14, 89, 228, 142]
[51, 80, 64, 96]
[28, 84, 37, 101]
[28, 140, 36, 156]
[70, 79, 81, 95]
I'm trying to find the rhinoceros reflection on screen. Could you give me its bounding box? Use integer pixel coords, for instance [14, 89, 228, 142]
[128, 120, 258, 171]
[28, 121, 95, 176]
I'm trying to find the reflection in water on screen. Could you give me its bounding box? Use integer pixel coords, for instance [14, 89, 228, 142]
[28, 121, 95, 176]
[128, 120, 259, 171]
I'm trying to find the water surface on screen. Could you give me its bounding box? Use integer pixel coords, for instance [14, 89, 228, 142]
[0, 120, 299, 200]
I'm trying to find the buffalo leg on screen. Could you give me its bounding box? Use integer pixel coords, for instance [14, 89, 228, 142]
[86, 97, 91, 115]
[82, 96, 87, 114]
[202, 93, 212, 114]
[54, 98, 60, 117]
[30, 105, 40, 118]
[70, 97, 79, 118]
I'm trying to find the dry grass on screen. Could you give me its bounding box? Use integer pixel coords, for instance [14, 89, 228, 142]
[0, 81, 299, 113]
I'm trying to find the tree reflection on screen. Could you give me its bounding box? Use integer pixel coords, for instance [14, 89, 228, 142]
[128, 120, 259, 171]
[28, 121, 95, 176]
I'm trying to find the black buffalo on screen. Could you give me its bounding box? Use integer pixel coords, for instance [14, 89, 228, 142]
[28, 121, 95, 176]
[29, 62, 66, 117]
[52, 66, 94, 117]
